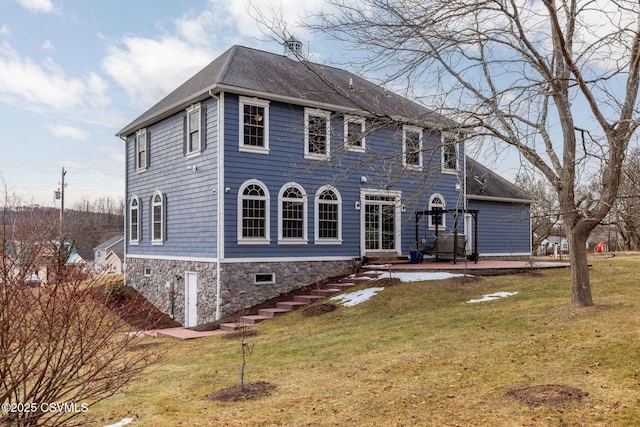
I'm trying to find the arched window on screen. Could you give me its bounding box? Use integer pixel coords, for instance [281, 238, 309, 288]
[150, 191, 165, 244]
[129, 196, 140, 243]
[428, 194, 446, 229]
[315, 186, 342, 244]
[278, 183, 308, 243]
[238, 180, 270, 244]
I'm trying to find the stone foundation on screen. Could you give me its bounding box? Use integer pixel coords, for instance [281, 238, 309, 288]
[126, 257, 354, 326]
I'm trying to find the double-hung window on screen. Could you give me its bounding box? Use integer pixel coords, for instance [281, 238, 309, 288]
[403, 126, 423, 170]
[135, 129, 148, 171]
[442, 134, 460, 172]
[238, 180, 270, 244]
[305, 108, 331, 160]
[344, 116, 365, 152]
[240, 96, 269, 154]
[278, 183, 307, 244]
[185, 103, 203, 156]
[315, 186, 342, 244]
[151, 191, 165, 244]
[129, 196, 140, 243]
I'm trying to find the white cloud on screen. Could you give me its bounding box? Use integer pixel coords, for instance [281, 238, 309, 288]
[16, 0, 54, 13]
[49, 125, 89, 140]
[0, 41, 111, 110]
[0, 25, 10, 36]
[102, 35, 214, 107]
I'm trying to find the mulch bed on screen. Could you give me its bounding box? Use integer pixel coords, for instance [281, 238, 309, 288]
[506, 384, 589, 407]
[205, 381, 278, 402]
[92, 283, 181, 330]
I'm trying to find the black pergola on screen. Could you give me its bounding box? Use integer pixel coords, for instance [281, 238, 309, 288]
[414, 209, 479, 264]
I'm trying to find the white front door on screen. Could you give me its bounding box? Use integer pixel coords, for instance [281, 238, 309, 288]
[184, 272, 198, 327]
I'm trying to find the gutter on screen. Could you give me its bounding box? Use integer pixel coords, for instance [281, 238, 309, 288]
[466, 194, 534, 204]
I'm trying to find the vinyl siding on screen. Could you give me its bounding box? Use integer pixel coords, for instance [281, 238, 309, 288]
[125, 98, 219, 258]
[222, 93, 463, 259]
[467, 199, 531, 255]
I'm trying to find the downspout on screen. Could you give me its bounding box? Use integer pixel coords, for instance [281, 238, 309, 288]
[209, 89, 224, 320]
[118, 134, 128, 286]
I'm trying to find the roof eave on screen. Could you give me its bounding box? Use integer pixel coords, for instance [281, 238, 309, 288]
[466, 194, 533, 204]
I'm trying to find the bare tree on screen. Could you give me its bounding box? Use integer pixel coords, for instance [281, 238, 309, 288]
[259, 0, 640, 307]
[515, 171, 560, 253]
[612, 148, 640, 250]
[1, 184, 157, 426]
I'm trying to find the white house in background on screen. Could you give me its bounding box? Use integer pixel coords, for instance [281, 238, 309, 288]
[93, 236, 124, 271]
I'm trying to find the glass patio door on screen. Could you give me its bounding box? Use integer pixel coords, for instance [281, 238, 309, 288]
[364, 195, 398, 251]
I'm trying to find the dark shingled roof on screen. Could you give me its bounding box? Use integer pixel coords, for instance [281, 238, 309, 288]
[118, 45, 459, 136]
[466, 157, 531, 202]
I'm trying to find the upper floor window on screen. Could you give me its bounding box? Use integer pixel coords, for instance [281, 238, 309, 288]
[185, 103, 203, 156]
[442, 134, 460, 172]
[305, 108, 331, 160]
[428, 193, 446, 229]
[315, 186, 342, 244]
[238, 180, 270, 244]
[240, 96, 270, 154]
[129, 196, 140, 244]
[278, 183, 308, 244]
[135, 129, 148, 171]
[150, 191, 165, 244]
[403, 126, 423, 170]
[344, 116, 366, 152]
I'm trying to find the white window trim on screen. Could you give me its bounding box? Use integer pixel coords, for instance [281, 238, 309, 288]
[151, 190, 165, 245]
[314, 185, 342, 245]
[441, 133, 460, 174]
[135, 129, 148, 172]
[186, 103, 203, 157]
[129, 196, 140, 244]
[237, 179, 271, 245]
[277, 182, 308, 244]
[239, 96, 270, 154]
[402, 125, 423, 171]
[304, 108, 331, 160]
[254, 273, 276, 285]
[344, 115, 366, 152]
[359, 189, 403, 255]
[428, 193, 446, 230]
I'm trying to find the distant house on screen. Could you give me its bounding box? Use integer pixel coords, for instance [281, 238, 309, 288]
[93, 236, 124, 272]
[117, 42, 532, 326]
[105, 249, 125, 274]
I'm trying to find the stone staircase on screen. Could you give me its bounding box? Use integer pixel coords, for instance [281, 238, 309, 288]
[219, 279, 366, 332]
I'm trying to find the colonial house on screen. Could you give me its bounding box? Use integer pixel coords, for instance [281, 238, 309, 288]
[117, 42, 531, 326]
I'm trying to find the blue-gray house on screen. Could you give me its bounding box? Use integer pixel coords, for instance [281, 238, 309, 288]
[117, 42, 531, 326]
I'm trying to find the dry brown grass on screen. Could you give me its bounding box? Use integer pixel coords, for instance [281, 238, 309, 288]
[87, 256, 640, 426]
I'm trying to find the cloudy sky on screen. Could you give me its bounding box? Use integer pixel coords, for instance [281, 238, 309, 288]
[1, 0, 328, 207]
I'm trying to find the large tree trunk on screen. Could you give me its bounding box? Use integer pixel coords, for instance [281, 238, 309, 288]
[566, 224, 593, 307]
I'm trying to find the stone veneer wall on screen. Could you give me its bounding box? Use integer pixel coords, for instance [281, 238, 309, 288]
[126, 258, 218, 326]
[126, 257, 355, 325]
[217, 259, 354, 316]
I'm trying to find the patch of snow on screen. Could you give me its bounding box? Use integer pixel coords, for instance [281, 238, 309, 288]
[378, 271, 466, 282]
[104, 418, 134, 427]
[330, 287, 385, 307]
[467, 291, 518, 304]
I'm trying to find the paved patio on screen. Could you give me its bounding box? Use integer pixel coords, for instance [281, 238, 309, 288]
[367, 258, 571, 275]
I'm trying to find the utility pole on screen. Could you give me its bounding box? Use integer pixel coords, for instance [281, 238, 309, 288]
[55, 168, 67, 235]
